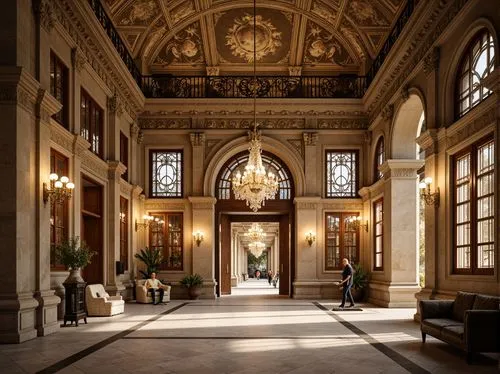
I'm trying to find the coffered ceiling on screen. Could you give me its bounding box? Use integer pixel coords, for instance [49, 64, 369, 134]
[104, 0, 407, 75]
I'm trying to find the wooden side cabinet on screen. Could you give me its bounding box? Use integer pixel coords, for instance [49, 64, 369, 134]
[63, 281, 87, 326]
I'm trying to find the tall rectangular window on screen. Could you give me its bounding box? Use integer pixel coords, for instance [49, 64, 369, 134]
[149, 212, 183, 270]
[80, 89, 103, 158]
[120, 132, 128, 181]
[150, 150, 183, 198]
[50, 52, 69, 128]
[120, 196, 128, 271]
[373, 198, 384, 270]
[50, 149, 69, 270]
[325, 212, 360, 270]
[453, 136, 494, 274]
[326, 150, 358, 198]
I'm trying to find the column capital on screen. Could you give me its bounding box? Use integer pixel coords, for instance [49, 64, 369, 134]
[423, 47, 440, 76]
[416, 129, 443, 156]
[130, 122, 140, 138]
[131, 185, 144, 198]
[33, 0, 55, 33]
[71, 48, 86, 73]
[107, 93, 123, 117]
[381, 104, 394, 122]
[288, 66, 302, 76]
[380, 159, 424, 179]
[302, 132, 318, 146]
[481, 68, 500, 93]
[188, 196, 217, 210]
[107, 160, 127, 180]
[190, 132, 206, 147]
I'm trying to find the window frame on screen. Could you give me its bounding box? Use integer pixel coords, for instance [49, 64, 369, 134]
[373, 198, 384, 271]
[120, 132, 128, 181]
[80, 89, 104, 158]
[452, 135, 495, 275]
[325, 149, 359, 198]
[325, 212, 360, 271]
[50, 149, 69, 270]
[119, 196, 128, 272]
[149, 149, 184, 198]
[148, 212, 183, 271]
[374, 137, 385, 182]
[50, 51, 69, 128]
[455, 29, 495, 119]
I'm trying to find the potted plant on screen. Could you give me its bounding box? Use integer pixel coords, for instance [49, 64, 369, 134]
[134, 247, 164, 279]
[351, 263, 368, 302]
[180, 273, 204, 300]
[52, 236, 96, 283]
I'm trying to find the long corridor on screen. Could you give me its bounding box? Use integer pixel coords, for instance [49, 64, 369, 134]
[0, 295, 498, 374]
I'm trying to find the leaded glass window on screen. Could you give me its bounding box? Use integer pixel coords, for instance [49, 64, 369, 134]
[150, 150, 183, 198]
[325, 213, 360, 270]
[50, 52, 68, 128]
[50, 149, 69, 270]
[374, 137, 385, 182]
[217, 151, 292, 200]
[80, 90, 103, 158]
[453, 136, 494, 274]
[326, 150, 358, 198]
[456, 30, 495, 118]
[149, 212, 183, 270]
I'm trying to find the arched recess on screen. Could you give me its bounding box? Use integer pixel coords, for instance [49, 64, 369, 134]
[442, 18, 499, 126]
[390, 90, 426, 159]
[204, 135, 305, 198]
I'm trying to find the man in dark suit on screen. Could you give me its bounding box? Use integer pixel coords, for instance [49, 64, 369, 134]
[337, 258, 355, 309]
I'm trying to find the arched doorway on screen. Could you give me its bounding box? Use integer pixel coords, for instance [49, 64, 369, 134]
[215, 151, 295, 297]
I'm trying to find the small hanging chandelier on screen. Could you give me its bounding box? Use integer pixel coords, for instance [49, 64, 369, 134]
[232, 0, 278, 212]
[244, 223, 266, 242]
[248, 241, 266, 257]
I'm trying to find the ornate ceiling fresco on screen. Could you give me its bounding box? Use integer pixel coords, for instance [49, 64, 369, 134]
[104, 0, 408, 75]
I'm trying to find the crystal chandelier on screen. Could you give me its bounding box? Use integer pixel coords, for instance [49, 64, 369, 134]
[232, 0, 278, 212]
[248, 241, 266, 257]
[244, 223, 266, 242]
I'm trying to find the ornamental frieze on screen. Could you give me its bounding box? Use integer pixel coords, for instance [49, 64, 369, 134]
[205, 139, 222, 159]
[81, 153, 108, 180]
[144, 202, 186, 211]
[322, 203, 364, 211]
[317, 118, 368, 129]
[446, 107, 496, 149]
[138, 118, 192, 129]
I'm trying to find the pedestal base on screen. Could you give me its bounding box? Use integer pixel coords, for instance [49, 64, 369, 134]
[0, 292, 39, 343]
[368, 281, 421, 307]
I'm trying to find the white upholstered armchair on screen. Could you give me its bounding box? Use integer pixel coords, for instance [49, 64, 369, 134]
[85, 284, 125, 316]
[136, 279, 171, 303]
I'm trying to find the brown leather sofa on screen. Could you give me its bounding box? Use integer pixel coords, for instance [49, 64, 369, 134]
[419, 291, 500, 362]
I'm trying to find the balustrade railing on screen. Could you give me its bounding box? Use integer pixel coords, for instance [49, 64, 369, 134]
[141, 75, 367, 99]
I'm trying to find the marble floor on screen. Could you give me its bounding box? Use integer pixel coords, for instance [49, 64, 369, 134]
[0, 281, 498, 374]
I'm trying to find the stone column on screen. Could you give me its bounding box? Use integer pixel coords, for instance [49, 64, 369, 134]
[293, 197, 321, 298]
[303, 132, 319, 195]
[130, 185, 143, 281]
[188, 196, 217, 299]
[190, 133, 205, 196]
[231, 228, 238, 287]
[369, 160, 424, 307]
[106, 161, 127, 295]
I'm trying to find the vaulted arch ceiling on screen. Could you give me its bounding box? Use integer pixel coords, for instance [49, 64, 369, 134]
[104, 0, 407, 75]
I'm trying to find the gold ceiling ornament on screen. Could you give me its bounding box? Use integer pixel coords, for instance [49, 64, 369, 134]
[244, 223, 266, 242]
[231, 0, 278, 212]
[248, 241, 266, 257]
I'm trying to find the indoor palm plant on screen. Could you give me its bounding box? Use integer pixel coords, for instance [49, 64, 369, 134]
[180, 273, 204, 300]
[134, 247, 165, 279]
[52, 236, 96, 283]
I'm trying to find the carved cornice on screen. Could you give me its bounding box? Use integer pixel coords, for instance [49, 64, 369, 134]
[380, 159, 424, 179]
[303, 132, 318, 146]
[73, 135, 91, 157]
[130, 122, 140, 138]
[0, 68, 39, 115]
[120, 180, 133, 196]
[200, 118, 305, 129]
[107, 94, 123, 117]
[381, 104, 394, 122]
[145, 201, 186, 210]
[294, 197, 321, 210]
[416, 129, 440, 155]
[288, 66, 302, 76]
[71, 47, 86, 72]
[81, 153, 108, 180]
[317, 118, 368, 129]
[423, 47, 440, 76]
[446, 106, 496, 148]
[368, 0, 468, 121]
[190, 132, 205, 147]
[206, 66, 220, 76]
[131, 185, 143, 198]
[36, 88, 62, 124]
[33, 0, 55, 32]
[322, 202, 364, 210]
[188, 196, 217, 210]
[107, 160, 127, 180]
[50, 123, 74, 153]
[139, 118, 191, 129]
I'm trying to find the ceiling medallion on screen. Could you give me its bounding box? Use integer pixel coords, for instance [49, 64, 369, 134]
[226, 14, 282, 62]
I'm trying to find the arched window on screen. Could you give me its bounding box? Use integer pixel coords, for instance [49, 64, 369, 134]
[374, 137, 385, 182]
[217, 151, 293, 200]
[456, 29, 495, 118]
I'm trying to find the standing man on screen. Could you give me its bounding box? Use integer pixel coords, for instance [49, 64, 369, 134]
[145, 272, 167, 305]
[268, 270, 273, 285]
[337, 258, 355, 309]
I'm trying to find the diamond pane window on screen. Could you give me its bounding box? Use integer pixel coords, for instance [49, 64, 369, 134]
[150, 150, 183, 198]
[326, 150, 358, 198]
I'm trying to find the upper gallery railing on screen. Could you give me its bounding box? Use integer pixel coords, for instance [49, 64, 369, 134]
[141, 75, 367, 99]
[87, 0, 142, 86]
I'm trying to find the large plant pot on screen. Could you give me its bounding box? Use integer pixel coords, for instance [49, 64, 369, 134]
[64, 268, 85, 284]
[188, 287, 202, 300]
[351, 287, 365, 302]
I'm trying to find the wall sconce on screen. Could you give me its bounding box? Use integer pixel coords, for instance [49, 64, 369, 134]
[347, 216, 369, 232]
[43, 173, 74, 205]
[419, 177, 440, 207]
[135, 214, 164, 231]
[193, 231, 204, 247]
[305, 231, 316, 246]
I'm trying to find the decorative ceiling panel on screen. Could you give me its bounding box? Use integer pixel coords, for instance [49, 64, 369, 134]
[116, 0, 161, 26]
[153, 21, 205, 65]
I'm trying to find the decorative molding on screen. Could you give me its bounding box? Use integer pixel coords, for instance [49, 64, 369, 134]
[206, 66, 220, 76]
[36, 88, 61, 124]
[385, 168, 417, 178]
[205, 139, 222, 158]
[288, 66, 302, 76]
[380, 159, 424, 179]
[190, 132, 205, 147]
[131, 184, 143, 198]
[137, 130, 144, 144]
[295, 202, 318, 209]
[416, 129, 439, 155]
[381, 104, 394, 122]
[446, 106, 496, 148]
[199, 118, 305, 129]
[317, 118, 368, 129]
[50, 123, 74, 153]
[144, 202, 186, 210]
[107, 160, 127, 180]
[287, 139, 304, 158]
[33, 0, 55, 32]
[107, 93, 123, 117]
[120, 180, 133, 195]
[364, 131, 372, 144]
[294, 197, 321, 210]
[81, 153, 109, 180]
[400, 84, 410, 103]
[72, 134, 91, 157]
[138, 118, 191, 129]
[303, 132, 318, 146]
[423, 47, 440, 76]
[322, 202, 364, 210]
[188, 196, 217, 210]
[71, 48, 86, 72]
[130, 122, 140, 138]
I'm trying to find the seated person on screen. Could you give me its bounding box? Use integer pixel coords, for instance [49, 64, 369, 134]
[145, 272, 168, 304]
